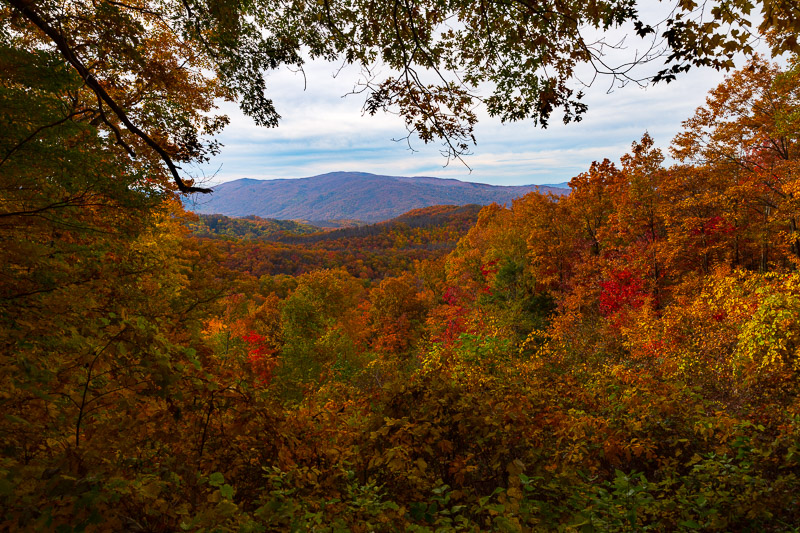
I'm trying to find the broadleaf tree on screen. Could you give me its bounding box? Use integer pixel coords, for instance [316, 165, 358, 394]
[2, 0, 797, 192]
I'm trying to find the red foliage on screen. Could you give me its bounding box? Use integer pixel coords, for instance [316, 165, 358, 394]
[480, 259, 500, 295]
[599, 269, 647, 317]
[691, 215, 735, 238]
[443, 285, 462, 306]
[480, 259, 500, 278]
[439, 286, 469, 345]
[241, 332, 278, 384]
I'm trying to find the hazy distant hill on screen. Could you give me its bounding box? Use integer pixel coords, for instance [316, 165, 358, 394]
[185, 171, 569, 223]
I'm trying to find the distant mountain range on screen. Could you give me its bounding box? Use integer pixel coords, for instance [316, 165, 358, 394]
[185, 171, 570, 223]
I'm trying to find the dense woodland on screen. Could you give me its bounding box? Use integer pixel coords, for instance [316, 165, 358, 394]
[189, 215, 319, 240]
[3, 0, 800, 531]
[191, 206, 482, 279]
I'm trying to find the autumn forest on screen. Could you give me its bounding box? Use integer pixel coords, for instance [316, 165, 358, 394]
[3, 0, 800, 531]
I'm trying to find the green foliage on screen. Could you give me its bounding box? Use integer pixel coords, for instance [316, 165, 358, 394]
[188, 214, 318, 240]
[570, 470, 656, 532]
[276, 269, 366, 400]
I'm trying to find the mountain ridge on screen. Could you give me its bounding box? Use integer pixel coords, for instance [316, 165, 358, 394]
[186, 171, 569, 223]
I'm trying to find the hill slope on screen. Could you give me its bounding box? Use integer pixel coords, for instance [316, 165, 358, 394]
[186, 171, 568, 222]
[190, 204, 483, 281]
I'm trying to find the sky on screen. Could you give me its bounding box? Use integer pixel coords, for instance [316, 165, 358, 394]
[192, 5, 766, 188]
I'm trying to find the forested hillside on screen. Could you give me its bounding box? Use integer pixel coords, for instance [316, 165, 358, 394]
[190, 205, 482, 280]
[188, 215, 319, 240]
[3, 0, 800, 531]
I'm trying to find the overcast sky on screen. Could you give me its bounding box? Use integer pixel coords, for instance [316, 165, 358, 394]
[193, 5, 767, 187]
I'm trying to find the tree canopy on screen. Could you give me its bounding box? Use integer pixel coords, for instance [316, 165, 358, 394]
[3, 0, 798, 192]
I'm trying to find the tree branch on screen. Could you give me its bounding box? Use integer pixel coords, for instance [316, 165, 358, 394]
[0, 108, 93, 168]
[9, 0, 213, 194]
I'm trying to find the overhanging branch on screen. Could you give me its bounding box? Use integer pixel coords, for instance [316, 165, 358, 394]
[8, 0, 213, 194]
